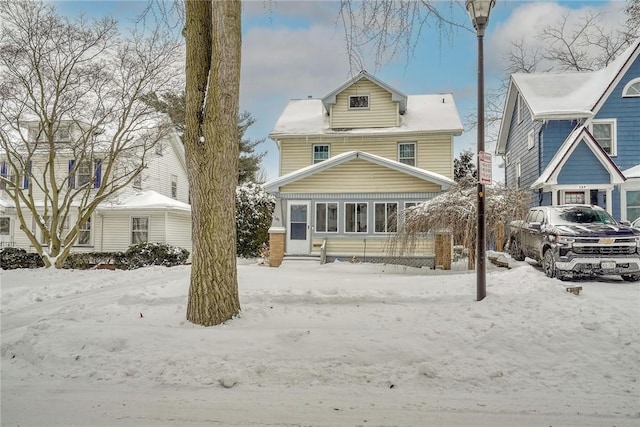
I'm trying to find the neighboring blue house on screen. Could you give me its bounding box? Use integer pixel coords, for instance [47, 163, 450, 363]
[496, 38, 640, 222]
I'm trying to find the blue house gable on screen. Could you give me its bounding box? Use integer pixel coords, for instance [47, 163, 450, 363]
[497, 38, 640, 221]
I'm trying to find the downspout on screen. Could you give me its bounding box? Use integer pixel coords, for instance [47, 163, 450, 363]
[99, 212, 104, 251]
[537, 123, 544, 205]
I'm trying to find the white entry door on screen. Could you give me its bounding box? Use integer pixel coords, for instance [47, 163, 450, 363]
[286, 201, 310, 255]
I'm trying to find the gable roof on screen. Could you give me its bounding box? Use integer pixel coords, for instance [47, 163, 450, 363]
[531, 126, 626, 189]
[497, 38, 640, 155]
[263, 150, 455, 193]
[270, 94, 463, 138]
[322, 70, 408, 114]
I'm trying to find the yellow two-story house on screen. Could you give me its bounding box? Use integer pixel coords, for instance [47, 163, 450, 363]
[265, 71, 463, 267]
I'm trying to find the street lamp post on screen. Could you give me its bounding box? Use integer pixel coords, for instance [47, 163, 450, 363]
[466, 0, 495, 301]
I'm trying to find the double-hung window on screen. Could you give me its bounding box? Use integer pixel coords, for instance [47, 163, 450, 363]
[171, 175, 178, 199]
[313, 145, 329, 164]
[345, 202, 367, 233]
[315, 202, 338, 233]
[374, 202, 398, 233]
[131, 216, 149, 244]
[591, 119, 616, 156]
[398, 142, 416, 166]
[77, 161, 92, 187]
[69, 159, 102, 189]
[133, 174, 142, 189]
[77, 217, 91, 246]
[0, 161, 17, 189]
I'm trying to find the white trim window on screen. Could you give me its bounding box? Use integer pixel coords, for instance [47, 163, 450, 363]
[398, 142, 416, 166]
[374, 202, 398, 233]
[590, 119, 617, 156]
[133, 174, 142, 189]
[515, 160, 521, 190]
[77, 217, 91, 246]
[0, 161, 18, 189]
[349, 95, 369, 109]
[622, 77, 640, 97]
[131, 216, 149, 244]
[527, 130, 534, 150]
[345, 202, 367, 233]
[313, 144, 329, 164]
[315, 202, 338, 233]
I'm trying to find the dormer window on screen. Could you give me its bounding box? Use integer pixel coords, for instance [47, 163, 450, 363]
[349, 95, 369, 109]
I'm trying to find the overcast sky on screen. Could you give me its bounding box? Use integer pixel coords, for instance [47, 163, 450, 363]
[53, 0, 629, 182]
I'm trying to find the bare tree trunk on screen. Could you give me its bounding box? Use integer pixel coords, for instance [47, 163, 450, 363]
[184, 0, 241, 326]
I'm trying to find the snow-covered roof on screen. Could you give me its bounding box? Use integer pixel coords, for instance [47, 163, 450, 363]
[270, 94, 463, 138]
[497, 38, 640, 155]
[99, 190, 191, 212]
[321, 70, 408, 114]
[623, 164, 640, 179]
[263, 150, 455, 193]
[531, 126, 625, 189]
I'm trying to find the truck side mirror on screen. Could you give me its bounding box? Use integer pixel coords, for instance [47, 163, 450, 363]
[530, 222, 542, 230]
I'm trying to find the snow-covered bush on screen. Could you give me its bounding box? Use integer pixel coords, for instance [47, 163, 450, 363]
[123, 243, 190, 269]
[0, 247, 45, 269]
[389, 184, 530, 268]
[236, 182, 275, 258]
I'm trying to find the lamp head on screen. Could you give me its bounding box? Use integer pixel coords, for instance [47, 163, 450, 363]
[466, 0, 496, 34]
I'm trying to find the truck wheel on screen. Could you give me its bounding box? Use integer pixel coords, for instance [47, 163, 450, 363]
[621, 274, 640, 282]
[509, 239, 525, 261]
[543, 250, 557, 279]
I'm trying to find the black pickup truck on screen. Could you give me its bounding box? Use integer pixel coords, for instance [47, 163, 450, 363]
[508, 204, 640, 281]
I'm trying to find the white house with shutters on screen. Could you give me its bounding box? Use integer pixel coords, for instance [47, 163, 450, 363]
[0, 120, 191, 255]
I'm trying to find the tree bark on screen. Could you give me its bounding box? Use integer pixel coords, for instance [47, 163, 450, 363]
[184, 0, 241, 326]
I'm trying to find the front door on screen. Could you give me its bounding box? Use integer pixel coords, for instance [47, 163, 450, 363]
[286, 201, 310, 255]
[0, 217, 12, 247]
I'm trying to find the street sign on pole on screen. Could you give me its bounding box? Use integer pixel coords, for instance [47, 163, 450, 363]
[479, 151, 492, 185]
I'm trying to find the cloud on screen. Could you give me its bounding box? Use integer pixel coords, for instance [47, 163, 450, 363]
[241, 24, 352, 103]
[243, 0, 340, 25]
[486, 0, 630, 73]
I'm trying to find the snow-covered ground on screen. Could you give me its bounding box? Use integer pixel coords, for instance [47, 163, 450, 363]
[1, 257, 639, 426]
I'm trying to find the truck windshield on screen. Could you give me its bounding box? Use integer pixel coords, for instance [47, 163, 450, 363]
[549, 207, 618, 225]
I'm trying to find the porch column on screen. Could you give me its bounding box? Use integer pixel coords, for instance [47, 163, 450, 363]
[606, 188, 613, 214]
[268, 226, 286, 267]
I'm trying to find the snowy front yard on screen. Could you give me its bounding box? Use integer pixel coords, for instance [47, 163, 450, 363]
[1, 259, 638, 426]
